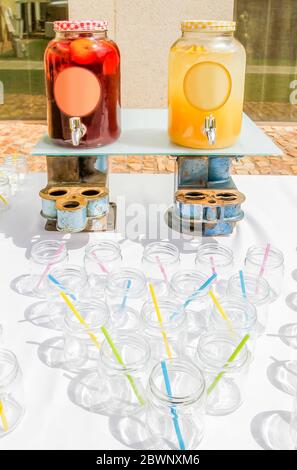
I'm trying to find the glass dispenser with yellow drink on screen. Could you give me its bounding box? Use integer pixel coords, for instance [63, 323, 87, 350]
[168, 20, 246, 149]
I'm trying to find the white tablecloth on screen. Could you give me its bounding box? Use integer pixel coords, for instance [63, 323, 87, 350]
[0, 173, 296, 450]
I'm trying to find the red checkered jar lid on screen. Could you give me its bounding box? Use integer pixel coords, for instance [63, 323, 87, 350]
[53, 20, 108, 32]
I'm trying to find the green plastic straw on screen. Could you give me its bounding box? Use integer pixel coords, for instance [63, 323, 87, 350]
[101, 326, 145, 406]
[207, 334, 250, 395]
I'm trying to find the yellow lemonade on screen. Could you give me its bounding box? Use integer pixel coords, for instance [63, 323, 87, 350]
[168, 21, 246, 149]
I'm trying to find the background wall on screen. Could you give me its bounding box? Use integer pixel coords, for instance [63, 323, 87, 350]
[69, 0, 234, 108]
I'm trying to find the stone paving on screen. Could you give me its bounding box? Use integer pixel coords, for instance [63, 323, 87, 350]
[0, 117, 296, 176]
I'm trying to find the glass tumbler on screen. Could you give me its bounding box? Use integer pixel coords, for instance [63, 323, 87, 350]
[84, 240, 122, 297]
[227, 273, 271, 333]
[196, 331, 250, 415]
[105, 268, 147, 329]
[146, 358, 206, 450]
[142, 242, 180, 296]
[195, 243, 234, 296]
[208, 296, 259, 352]
[0, 175, 11, 211]
[0, 349, 25, 437]
[63, 299, 110, 370]
[141, 299, 187, 360]
[98, 333, 151, 416]
[28, 240, 68, 298]
[244, 245, 284, 301]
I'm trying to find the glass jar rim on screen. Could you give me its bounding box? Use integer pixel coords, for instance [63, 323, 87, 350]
[196, 243, 234, 268]
[100, 334, 150, 373]
[211, 296, 257, 329]
[106, 268, 147, 297]
[142, 241, 180, 265]
[246, 245, 284, 269]
[64, 299, 109, 333]
[170, 270, 210, 299]
[149, 358, 205, 407]
[31, 240, 67, 264]
[196, 331, 249, 372]
[228, 273, 271, 306]
[85, 240, 122, 263]
[141, 299, 186, 331]
[0, 175, 9, 185]
[0, 349, 19, 389]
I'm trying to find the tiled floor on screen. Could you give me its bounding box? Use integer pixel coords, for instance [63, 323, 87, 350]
[0, 120, 297, 175]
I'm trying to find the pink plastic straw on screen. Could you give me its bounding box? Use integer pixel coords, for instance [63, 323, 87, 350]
[258, 243, 271, 279]
[91, 251, 109, 274]
[156, 255, 169, 286]
[36, 242, 65, 289]
[210, 256, 217, 283]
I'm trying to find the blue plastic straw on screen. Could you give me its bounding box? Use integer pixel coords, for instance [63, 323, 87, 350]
[161, 360, 186, 450]
[120, 279, 131, 311]
[48, 274, 76, 301]
[184, 272, 217, 308]
[239, 270, 247, 298]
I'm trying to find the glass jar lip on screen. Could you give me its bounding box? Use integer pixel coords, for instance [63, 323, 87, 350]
[53, 20, 108, 32]
[181, 20, 236, 33]
[142, 241, 180, 265]
[196, 243, 233, 268]
[211, 295, 257, 329]
[141, 299, 186, 331]
[100, 333, 151, 372]
[170, 270, 210, 298]
[0, 175, 9, 185]
[246, 245, 284, 269]
[228, 273, 271, 305]
[31, 240, 67, 264]
[196, 331, 249, 371]
[64, 298, 109, 332]
[49, 264, 87, 290]
[85, 240, 122, 263]
[149, 358, 205, 406]
[0, 349, 19, 388]
[106, 268, 147, 297]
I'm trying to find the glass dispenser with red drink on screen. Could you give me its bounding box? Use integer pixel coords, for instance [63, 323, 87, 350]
[44, 20, 121, 148]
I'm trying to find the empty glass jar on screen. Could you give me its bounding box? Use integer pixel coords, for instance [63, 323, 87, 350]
[105, 268, 147, 327]
[0, 349, 25, 437]
[4, 155, 28, 185]
[84, 240, 122, 296]
[0, 175, 11, 211]
[47, 264, 88, 300]
[195, 243, 234, 296]
[244, 245, 284, 301]
[227, 273, 271, 333]
[98, 333, 151, 416]
[146, 359, 206, 450]
[142, 242, 180, 296]
[28, 240, 68, 298]
[209, 296, 259, 351]
[196, 331, 250, 415]
[63, 299, 109, 370]
[0, 162, 18, 194]
[141, 299, 187, 360]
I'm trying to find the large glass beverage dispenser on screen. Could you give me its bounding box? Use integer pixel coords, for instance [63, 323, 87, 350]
[44, 20, 121, 148]
[168, 20, 246, 149]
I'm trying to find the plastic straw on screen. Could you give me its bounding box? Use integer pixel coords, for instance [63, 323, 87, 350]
[239, 270, 247, 298]
[91, 251, 109, 274]
[60, 292, 101, 349]
[256, 243, 271, 294]
[210, 256, 217, 283]
[0, 400, 9, 433]
[35, 242, 65, 289]
[161, 360, 186, 450]
[101, 326, 145, 406]
[209, 290, 235, 336]
[184, 272, 217, 308]
[156, 255, 169, 287]
[48, 274, 76, 301]
[0, 194, 8, 206]
[148, 283, 172, 359]
[207, 334, 250, 395]
[120, 279, 131, 311]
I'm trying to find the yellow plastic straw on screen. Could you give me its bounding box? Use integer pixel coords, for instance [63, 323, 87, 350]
[0, 194, 8, 206]
[209, 290, 235, 336]
[0, 400, 9, 432]
[60, 292, 101, 349]
[148, 283, 172, 359]
[207, 334, 250, 395]
[101, 326, 145, 406]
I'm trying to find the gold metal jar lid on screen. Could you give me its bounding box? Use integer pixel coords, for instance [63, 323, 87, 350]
[181, 20, 236, 32]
